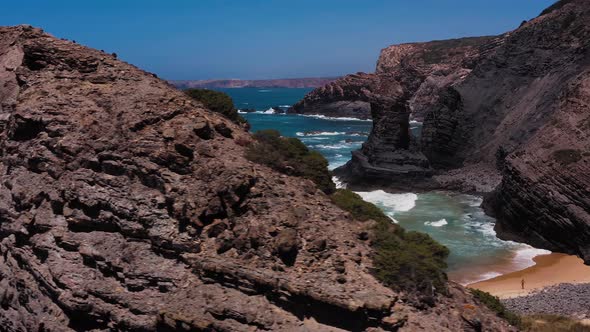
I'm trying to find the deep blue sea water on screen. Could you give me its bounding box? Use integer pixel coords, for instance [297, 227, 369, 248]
[219, 88, 549, 284]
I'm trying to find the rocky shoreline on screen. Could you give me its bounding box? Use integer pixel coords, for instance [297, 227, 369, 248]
[503, 283, 590, 319]
[295, 0, 590, 264]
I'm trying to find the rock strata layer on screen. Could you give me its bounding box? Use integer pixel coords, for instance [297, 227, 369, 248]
[331, 37, 498, 188]
[0, 26, 515, 331]
[299, 0, 590, 263]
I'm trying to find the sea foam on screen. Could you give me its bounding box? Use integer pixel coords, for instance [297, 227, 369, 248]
[425, 219, 448, 227]
[300, 114, 373, 122]
[296, 131, 345, 136]
[355, 190, 418, 212]
[513, 246, 552, 268]
[332, 176, 347, 189]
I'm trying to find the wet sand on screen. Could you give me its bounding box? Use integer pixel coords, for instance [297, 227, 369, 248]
[468, 253, 590, 299]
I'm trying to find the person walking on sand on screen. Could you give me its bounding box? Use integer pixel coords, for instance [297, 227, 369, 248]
[521, 278, 525, 290]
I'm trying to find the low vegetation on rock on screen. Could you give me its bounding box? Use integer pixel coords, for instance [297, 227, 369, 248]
[245, 129, 336, 194]
[331, 189, 449, 294]
[471, 288, 589, 331]
[185, 88, 247, 125]
[245, 131, 449, 294]
[470, 289, 522, 327]
[521, 314, 590, 332]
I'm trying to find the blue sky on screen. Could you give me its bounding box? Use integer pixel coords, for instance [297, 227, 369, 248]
[2, 0, 555, 80]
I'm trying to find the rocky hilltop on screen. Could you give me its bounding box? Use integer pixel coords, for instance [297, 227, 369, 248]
[299, 0, 590, 264]
[0, 26, 514, 331]
[289, 37, 495, 120]
[171, 77, 338, 89]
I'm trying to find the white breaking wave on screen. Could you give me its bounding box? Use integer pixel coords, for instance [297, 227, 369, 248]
[298, 137, 330, 141]
[463, 246, 552, 286]
[299, 114, 373, 122]
[464, 196, 484, 207]
[513, 246, 552, 267]
[388, 216, 400, 224]
[296, 131, 345, 137]
[355, 190, 418, 212]
[424, 219, 448, 227]
[461, 272, 503, 286]
[237, 110, 247, 114]
[315, 144, 350, 150]
[262, 108, 276, 114]
[332, 176, 347, 189]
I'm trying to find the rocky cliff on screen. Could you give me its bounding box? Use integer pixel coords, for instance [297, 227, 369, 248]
[0, 26, 515, 331]
[328, 37, 499, 188]
[301, 0, 590, 264]
[419, 0, 590, 263]
[289, 36, 496, 120]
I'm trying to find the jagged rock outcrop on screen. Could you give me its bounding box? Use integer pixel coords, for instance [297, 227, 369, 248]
[331, 37, 498, 187]
[290, 36, 496, 121]
[473, 0, 590, 263]
[288, 73, 376, 119]
[417, 0, 590, 262]
[0, 26, 516, 331]
[301, 0, 590, 263]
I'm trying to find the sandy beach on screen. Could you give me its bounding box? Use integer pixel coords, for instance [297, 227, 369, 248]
[469, 253, 590, 299]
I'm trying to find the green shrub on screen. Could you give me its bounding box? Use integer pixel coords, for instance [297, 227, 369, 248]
[185, 88, 247, 125]
[246, 130, 335, 194]
[329, 189, 393, 225]
[247, 133, 449, 295]
[470, 289, 521, 327]
[331, 189, 449, 293]
[552, 149, 582, 165]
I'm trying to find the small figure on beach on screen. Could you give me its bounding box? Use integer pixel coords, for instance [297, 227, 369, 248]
[521, 278, 525, 290]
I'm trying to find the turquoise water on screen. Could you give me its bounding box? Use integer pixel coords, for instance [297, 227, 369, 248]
[220, 88, 548, 284]
[217, 87, 313, 111]
[243, 112, 371, 169]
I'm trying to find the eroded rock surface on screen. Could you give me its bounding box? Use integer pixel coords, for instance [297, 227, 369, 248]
[0, 26, 515, 331]
[331, 37, 498, 187]
[477, 1, 590, 262]
[298, 0, 590, 264]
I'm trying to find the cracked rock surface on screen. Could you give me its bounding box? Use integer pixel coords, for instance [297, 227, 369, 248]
[0, 26, 514, 331]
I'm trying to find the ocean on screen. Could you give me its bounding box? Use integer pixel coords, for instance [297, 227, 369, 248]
[220, 87, 549, 285]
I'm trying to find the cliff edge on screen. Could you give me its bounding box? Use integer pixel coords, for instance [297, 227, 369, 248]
[297, 0, 590, 264]
[0, 26, 514, 331]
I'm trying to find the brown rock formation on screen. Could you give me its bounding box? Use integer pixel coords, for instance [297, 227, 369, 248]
[472, 1, 590, 263]
[331, 37, 498, 187]
[299, 0, 590, 264]
[0, 26, 515, 331]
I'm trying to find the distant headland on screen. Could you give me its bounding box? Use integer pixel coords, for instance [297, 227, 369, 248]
[170, 77, 339, 89]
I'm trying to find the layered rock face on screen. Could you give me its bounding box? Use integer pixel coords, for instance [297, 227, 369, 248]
[422, 0, 590, 262]
[331, 37, 498, 187]
[302, 0, 590, 263]
[288, 73, 377, 119]
[290, 36, 496, 121]
[472, 1, 590, 263]
[0, 26, 515, 331]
